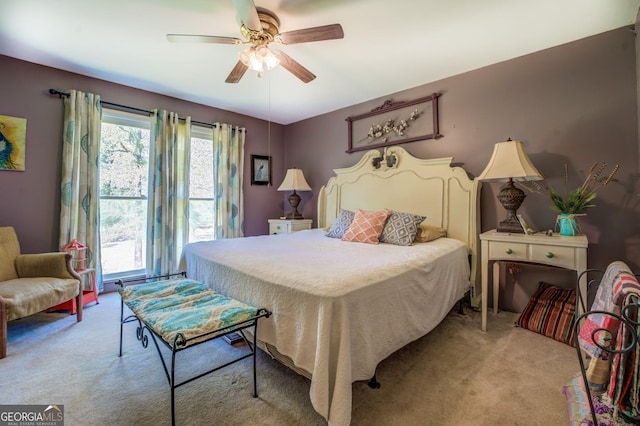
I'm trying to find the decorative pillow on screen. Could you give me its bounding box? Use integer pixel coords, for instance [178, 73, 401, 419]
[379, 211, 426, 246]
[516, 282, 576, 347]
[341, 209, 391, 244]
[414, 224, 447, 243]
[326, 209, 355, 238]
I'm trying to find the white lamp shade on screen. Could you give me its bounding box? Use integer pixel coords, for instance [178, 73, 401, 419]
[277, 168, 312, 191]
[477, 140, 543, 181]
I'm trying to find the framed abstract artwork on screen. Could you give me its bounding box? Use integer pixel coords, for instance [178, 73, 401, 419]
[251, 154, 271, 185]
[0, 114, 27, 171]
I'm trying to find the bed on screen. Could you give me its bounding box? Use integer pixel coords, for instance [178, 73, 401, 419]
[179, 147, 481, 426]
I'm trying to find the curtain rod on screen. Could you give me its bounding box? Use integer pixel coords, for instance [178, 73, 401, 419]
[48, 89, 238, 130]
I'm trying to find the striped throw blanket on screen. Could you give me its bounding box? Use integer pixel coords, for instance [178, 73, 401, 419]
[577, 261, 640, 420]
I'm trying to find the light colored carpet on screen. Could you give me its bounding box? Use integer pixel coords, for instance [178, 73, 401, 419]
[0, 293, 578, 425]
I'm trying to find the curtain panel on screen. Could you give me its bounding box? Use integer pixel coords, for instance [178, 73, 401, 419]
[59, 90, 103, 292]
[59, 97, 245, 281]
[146, 110, 191, 276]
[213, 124, 245, 239]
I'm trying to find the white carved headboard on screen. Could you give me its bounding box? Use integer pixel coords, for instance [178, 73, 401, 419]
[317, 147, 482, 306]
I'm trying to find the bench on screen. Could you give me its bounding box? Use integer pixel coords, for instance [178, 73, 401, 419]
[117, 273, 270, 426]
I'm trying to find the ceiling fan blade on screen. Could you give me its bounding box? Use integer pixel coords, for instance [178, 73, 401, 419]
[225, 61, 249, 83]
[167, 34, 241, 45]
[232, 0, 262, 32]
[277, 24, 344, 45]
[276, 51, 316, 83]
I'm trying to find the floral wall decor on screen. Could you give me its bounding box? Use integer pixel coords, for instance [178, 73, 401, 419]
[0, 114, 27, 171]
[345, 93, 441, 153]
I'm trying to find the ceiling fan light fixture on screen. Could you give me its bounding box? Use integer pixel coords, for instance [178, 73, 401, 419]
[171, 1, 343, 83]
[256, 46, 270, 59]
[239, 47, 263, 72]
[263, 48, 280, 70]
[239, 45, 280, 73]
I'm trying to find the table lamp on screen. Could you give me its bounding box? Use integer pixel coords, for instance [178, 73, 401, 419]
[478, 139, 543, 233]
[277, 167, 312, 219]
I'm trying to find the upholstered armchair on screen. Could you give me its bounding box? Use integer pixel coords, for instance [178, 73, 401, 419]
[0, 226, 83, 359]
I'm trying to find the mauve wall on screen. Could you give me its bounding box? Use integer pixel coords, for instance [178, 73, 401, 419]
[0, 54, 287, 252]
[284, 27, 639, 311]
[1, 27, 639, 311]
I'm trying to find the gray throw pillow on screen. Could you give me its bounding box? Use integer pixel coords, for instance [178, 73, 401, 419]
[380, 211, 426, 246]
[326, 209, 355, 238]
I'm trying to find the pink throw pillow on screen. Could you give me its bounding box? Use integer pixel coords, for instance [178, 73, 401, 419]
[341, 209, 391, 244]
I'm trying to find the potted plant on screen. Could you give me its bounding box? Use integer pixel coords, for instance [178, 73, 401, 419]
[525, 162, 618, 235]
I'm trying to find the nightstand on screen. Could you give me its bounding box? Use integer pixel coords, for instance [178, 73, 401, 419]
[479, 230, 588, 332]
[268, 219, 312, 235]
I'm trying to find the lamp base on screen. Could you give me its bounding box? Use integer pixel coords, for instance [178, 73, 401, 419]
[286, 190, 305, 220]
[285, 212, 305, 220]
[497, 217, 525, 233]
[496, 178, 525, 234]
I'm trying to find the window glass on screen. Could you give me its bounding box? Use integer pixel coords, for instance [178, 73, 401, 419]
[99, 109, 150, 278]
[189, 126, 215, 242]
[99, 113, 217, 277]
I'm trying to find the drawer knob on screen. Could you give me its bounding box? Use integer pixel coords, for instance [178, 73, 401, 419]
[545, 251, 554, 258]
[505, 248, 513, 255]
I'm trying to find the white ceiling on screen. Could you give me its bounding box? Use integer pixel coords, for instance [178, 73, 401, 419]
[1, 0, 639, 125]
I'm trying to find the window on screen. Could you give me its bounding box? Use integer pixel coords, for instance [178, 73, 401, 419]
[189, 126, 215, 243]
[99, 109, 150, 279]
[99, 112, 216, 279]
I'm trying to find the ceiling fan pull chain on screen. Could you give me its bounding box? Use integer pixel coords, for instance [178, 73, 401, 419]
[267, 71, 272, 182]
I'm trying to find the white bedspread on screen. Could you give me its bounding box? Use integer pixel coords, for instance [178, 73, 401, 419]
[179, 229, 469, 425]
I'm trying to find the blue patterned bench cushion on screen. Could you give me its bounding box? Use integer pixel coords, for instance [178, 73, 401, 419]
[119, 278, 260, 348]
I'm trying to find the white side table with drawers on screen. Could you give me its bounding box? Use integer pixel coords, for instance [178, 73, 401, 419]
[479, 229, 588, 332]
[268, 219, 312, 235]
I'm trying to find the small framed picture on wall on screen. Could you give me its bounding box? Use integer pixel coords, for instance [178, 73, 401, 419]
[251, 154, 271, 185]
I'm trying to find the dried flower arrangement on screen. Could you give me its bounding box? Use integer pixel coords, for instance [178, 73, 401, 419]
[367, 109, 421, 143]
[524, 162, 619, 214]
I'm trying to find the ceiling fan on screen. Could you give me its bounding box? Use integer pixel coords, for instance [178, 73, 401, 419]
[167, 0, 344, 84]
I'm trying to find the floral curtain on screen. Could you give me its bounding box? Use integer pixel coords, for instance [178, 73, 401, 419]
[213, 124, 245, 239]
[59, 90, 103, 292]
[146, 110, 190, 276]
